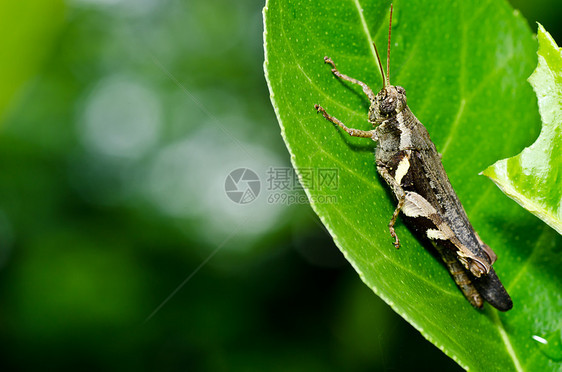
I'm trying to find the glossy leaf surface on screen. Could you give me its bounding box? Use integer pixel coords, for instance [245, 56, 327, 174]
[264, 1, 562, 370]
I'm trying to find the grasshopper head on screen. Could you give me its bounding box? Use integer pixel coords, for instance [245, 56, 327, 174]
[369, 85, 407, 124]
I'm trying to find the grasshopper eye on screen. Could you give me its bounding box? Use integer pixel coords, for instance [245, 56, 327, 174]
[380, 95, 397, 115]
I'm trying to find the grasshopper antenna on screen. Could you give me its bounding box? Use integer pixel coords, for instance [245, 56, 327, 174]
[373, 42, 386, 88]
[386, 3, 393, 86]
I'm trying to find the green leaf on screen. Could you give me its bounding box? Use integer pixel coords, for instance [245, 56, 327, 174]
[264, 1, 562, 371]
[0, 0, 64, 123]
[482, 24, 562, 236]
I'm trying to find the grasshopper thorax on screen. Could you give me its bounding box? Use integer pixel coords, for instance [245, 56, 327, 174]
[369, 85, 407, 125]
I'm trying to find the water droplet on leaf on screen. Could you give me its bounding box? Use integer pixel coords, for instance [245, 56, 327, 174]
[532, 330, 562, 362]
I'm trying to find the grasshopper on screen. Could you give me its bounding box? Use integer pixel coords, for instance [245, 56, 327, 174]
[314, 5, 512, 311]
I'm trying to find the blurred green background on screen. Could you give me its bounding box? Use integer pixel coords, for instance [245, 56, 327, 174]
[0, 0, 560, 370]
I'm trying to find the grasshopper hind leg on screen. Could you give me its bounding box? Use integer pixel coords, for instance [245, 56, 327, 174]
[433, 242, 483, 308]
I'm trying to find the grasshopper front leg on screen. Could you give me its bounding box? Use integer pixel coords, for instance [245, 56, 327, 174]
[314, 56, 379, 140]
[323, 56, 377, 101]
[314, 105, 377, 139]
